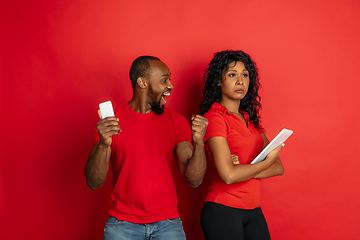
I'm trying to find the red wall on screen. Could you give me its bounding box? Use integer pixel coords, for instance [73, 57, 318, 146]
[1, 0, 360, 239]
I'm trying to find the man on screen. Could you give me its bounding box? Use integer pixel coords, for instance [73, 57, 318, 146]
[85, 56, 208, 240]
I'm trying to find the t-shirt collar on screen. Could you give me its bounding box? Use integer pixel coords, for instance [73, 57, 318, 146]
[210, 102, 234, 115]
[210, 102, 249, 120]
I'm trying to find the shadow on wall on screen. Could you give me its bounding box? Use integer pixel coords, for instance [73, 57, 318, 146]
[170, 62, 214, 240]
[75, 70, 131, 108]
[68, 70, 129, 239]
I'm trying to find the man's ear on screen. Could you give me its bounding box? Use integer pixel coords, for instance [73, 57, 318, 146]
[137, 77, 148, 89]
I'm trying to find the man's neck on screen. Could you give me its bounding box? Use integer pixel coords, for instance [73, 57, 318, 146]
[129, 94, 152, 114]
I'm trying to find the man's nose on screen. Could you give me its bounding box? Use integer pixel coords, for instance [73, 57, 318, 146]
[168, 80, 174, 89]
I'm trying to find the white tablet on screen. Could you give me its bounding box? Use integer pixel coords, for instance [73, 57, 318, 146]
[251, 128, 293, 164]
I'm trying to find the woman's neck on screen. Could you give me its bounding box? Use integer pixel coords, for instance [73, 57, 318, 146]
[219, 99, 241, 113]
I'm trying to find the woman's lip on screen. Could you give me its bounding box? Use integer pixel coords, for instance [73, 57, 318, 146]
[234, 89, 245, 93]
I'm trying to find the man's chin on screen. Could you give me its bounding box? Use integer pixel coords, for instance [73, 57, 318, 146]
[152, 104, 164, 115]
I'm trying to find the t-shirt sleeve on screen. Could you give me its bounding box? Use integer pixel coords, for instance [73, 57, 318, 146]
[256, 127, 265, 134]
[91, 125, 100, 143]
[204, 113, 227, 142]
[255, 124, 266, 134]
[175, 114, 192, 145]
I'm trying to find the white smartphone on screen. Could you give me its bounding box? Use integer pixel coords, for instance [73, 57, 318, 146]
[99, 101, 115, 119]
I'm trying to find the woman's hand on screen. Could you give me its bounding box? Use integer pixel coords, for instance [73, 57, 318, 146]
[231, 154, 240, 165]
[262, 143, 284, 168]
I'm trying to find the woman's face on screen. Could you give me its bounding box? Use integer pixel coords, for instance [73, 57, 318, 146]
[219, 61, 250, 102]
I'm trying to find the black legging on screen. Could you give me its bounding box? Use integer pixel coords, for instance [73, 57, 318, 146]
[200, 201, 271, 240]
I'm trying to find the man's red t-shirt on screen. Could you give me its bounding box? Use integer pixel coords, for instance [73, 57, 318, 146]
[92, 103, 192, 223]
[204, 102, 265, 209]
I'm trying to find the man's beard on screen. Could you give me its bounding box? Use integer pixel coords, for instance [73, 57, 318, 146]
[150, 100, 164, 115]
[149, 87, 165, 115]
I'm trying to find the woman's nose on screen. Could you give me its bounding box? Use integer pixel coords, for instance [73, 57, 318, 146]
[236, 77, 243, 85]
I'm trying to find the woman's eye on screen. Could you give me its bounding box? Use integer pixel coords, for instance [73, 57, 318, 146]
[242, 74, 248, 78]
[229, 74, 236, 78]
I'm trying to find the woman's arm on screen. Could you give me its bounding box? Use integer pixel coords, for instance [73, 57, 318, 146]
[253, 133, 284, 179]
[208, 136, 282, 184]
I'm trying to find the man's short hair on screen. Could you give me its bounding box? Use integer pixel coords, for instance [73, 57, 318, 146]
[129, 56, 161, 90]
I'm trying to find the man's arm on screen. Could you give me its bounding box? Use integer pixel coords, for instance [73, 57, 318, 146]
[84, 114, 121, 190]
[175, 115, 208, 188]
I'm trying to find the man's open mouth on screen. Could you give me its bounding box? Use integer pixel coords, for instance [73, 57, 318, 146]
[161, 91, 171, 105]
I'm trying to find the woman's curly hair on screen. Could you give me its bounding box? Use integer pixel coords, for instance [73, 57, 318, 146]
[199, 50, 263, 129]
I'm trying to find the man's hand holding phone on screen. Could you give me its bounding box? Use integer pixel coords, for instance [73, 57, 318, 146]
[97, 101, 121, 147]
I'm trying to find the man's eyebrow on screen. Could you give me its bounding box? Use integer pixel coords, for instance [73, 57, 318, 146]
[162, 73, 171, 77]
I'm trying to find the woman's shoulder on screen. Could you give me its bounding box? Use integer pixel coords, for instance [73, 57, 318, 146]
[204, 109, 226, 123]
[204, 102, 228, 117]
[204, 105, 229, 128]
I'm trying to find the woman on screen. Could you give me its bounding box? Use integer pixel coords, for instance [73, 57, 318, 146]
[200, 50, 284, 240]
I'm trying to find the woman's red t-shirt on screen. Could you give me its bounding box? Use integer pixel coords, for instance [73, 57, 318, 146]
[204, 102, 265, 209]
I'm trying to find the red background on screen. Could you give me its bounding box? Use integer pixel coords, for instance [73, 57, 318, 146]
[1, 0, 360, 239]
